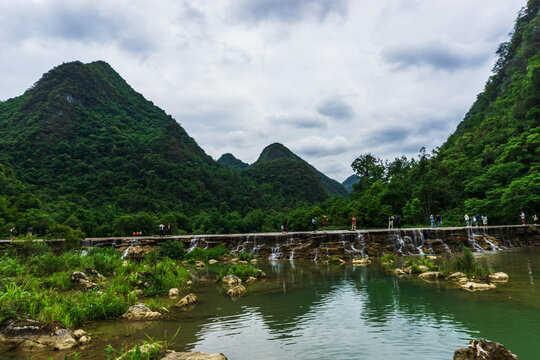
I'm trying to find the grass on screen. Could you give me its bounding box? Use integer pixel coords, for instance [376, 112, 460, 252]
[440, 247, 492, 280]
[404, 256, 438, 273]
[217, 263, 261, 281]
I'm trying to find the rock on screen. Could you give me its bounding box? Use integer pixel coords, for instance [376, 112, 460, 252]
[130, 289, 144, 297]
[453, 339, 518, 360]
[381, 260, 394, 266]
[489, 272, 509, 282]
[222, 275, 242, 287]
[195, 261, 206, 269]
[118, 342, 163, 360]
[245, 276, 257, 284]
[161, 350, 227, 360]
[169, 288, 179, 298]
[404, 266, 412, 274]
[427, 256, 438, 260]
[418, 271, 440, 280]
[88, 269, 106, 281]
[446, 272, 467, 281]
[250, 259, 258, 265]
[186, 280, 193, 286]
[70, 271, 96, 290]
[122, 245, 154, 260]
[72, 329, 88, 339]
[237, 260, 248, 265]
[257, 271, 266, 279]
[143, 281, 153, 288]
[175, 293, 198, 307]
[78, 335, 91, 345]
[393, 268, 407, 276]
[352, 258, 371, 266]
[122, 260, 129, 266]
[226, 285, 246, 298]
[460, 282, 496, 292]
[0, 319, 78, 351]
[418, 265, 429, 272]
[122, 304, 163, 320]
[208, 259, 218, 264]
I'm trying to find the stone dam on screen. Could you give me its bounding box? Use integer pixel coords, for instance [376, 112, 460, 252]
[74, 225, 540, 261]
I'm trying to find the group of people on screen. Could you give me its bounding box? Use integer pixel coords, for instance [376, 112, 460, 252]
[430, 214, 443, 228]
[464, 214, 487, 227]
[388, 215, 402, 229]
[7, 226, 33, 239]
[158, 223, 172, 237]
[520, 212, 538, 225]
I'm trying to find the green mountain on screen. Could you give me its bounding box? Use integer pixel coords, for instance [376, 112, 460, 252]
[217, 153, 249, 171]
[248, 143, 349, 201]
[342, 175, 360, 192]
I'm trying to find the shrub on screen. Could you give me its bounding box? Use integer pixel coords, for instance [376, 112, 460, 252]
[206, 245, 229, 260]
[159, 240, 185, 260]
[380, 253, 396, 263]
[237, 251, 254, 261]
[184, 247, 207, 262]
[226, 263, 260, 281]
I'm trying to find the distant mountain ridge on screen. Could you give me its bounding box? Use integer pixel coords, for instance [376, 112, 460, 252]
[217, 153, 249, 172]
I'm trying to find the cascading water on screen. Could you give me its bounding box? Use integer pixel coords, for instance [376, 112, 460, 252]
[188, 237, 199, 252]
[121, 239, 139, 259]
[351, 233, 367, 257]
[416, 230, 425, 255]
[484, 238, 501, 251]
[269, 244, 282, 260]
[289, 249, 295, 261]
[467, 229, 485, 252]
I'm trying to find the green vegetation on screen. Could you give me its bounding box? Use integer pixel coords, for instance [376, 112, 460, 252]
[217, 153, 250, 172]
[405, 256, 438, 273]
[237, 251, 255, 261]
[219, 263, 261, 281]
[380, 253, 396, 263]
[441, 247, 491, 280]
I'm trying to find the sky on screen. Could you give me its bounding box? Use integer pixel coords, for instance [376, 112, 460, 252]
[0, 0, 526, 182]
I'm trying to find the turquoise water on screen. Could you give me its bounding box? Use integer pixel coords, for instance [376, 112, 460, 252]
[5, 247, 540, 359]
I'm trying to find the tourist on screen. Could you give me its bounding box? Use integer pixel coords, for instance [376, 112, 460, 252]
[26, 226, 32, 236]
[396, 215, 402, 229]
[388, 215, 394, 229]
[312, 217, 317, 231]
[520, 211, 525, 225]
[471, 215, 476, 227]
[351, 216, 357, 231]
[282, 220, 288, 232]
[167, 223, 171, 236]
[322, 217, 328, 230]
[482, 215, 488, 227]
[475, 214, 480, 227]
[436, 214, 442, 227]
[430, 214, 435, 228]
[9, 227, 15, 240]
[533, 214, 538, 225]
[464, 214, 469, 227]
[158, 223, 165, 237]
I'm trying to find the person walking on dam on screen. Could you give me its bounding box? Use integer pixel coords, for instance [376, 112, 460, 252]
[520, 211, 526, 225]
[351, 216, 357, 231]
[312, 217, 317, 231]
[464, 214, 469, 227]
[430, 214, 435, 228]
[388, 215, 394, 229]
[159, 223, 165, 237]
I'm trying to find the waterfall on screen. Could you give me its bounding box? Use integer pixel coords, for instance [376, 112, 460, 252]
[313, 248, 319, 261]
[484, 238, 501, 251]
[121, 239, 139, 259]
[188, 237, 199, 252]
[467, 229, 485, 252]
[289, 248, 295, 261]
[415, 230, 425, 255]
[269, 244, 282, 260]
[352, 233, 367, 257]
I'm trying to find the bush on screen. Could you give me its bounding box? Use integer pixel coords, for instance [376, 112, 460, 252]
[86, 248, 122, 276]
[206, 245, 229, 260]
[225, 263, 260, 281]
[380, 253, 396, 263]
[237, 251, 254, 261]
[159, 240, 185, 260]
[443, 247, 491, 280]
[184, 247, 207, 262]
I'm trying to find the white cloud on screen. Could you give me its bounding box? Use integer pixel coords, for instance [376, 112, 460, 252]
[0, 0, 526, 182]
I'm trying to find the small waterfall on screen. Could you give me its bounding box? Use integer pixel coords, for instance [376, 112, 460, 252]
[121, 239, 139, 259]
[289, 248, 295, 261]
[313, 248, 319, 261]
[394, 233, 405, 254]
[416, 230, 425, 255]
[484, 238, 501, 251]
[269, 244, 282, 260]
[188, 237, 199, 252]
[352, 233, 367, 257]
[467, 229, 484, 252]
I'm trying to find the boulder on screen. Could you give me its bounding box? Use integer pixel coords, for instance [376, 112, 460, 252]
[460, 282, 496, 292]
[352, 258, 371, 266]
[489, 272, 509, 282]
[454, 339, 518, 360]
[169, 288, 179, 298]
[250, 259, 258, 265]
[418, 272, 440, 280]
[381, 260, 394, 266]
[122, 245, 154, 260]
[79, 335, 91, 345]
[418, 265, 429, 272]
[161, 350, 227, 360]
[122, 304, 163, 320]
[208, 259, 218, 265]
[393, 268, 407, 276]
[118, 342, 163, 360]
[195, 261, 206, 269]
[446, 272, 467, 281]
[186, 280, 193, 286]
[257, 271, 266, 279]
[130, 289, 144, 297]
[175, 293, 198, 307]
[88, 269, 106, 281]
[226, 285, 246, 298]
[245, 277, 257, 284]
[0, 319, 78, 351]
[70, 271, 96, 290]
[72, 329, 91, 345]
[237, 260, 248, 265]
[222, 275, 242, 287]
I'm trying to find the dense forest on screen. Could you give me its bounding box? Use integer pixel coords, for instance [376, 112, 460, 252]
[0, 1, 538, 237]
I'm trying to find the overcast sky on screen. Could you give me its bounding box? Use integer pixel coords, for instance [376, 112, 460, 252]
[0, 0, 526, 182]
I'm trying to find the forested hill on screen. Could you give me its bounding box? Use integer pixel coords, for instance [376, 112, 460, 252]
[0, 61, 346, 236]
[217, 153, 249, 171]
[424, 2, 540, 222]
[345, 1, 539, 226]
[248, 143, 349, 199]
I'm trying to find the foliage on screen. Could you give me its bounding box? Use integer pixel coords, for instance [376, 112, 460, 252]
[380, 253, 396, 263]
[237, 251, 255, 261]
[159, 240, 185, 260]
[224, 263, 260, 281]
[442, 247, 491, 279]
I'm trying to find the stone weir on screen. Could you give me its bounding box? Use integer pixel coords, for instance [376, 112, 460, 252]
[79, 225, 540, 261]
